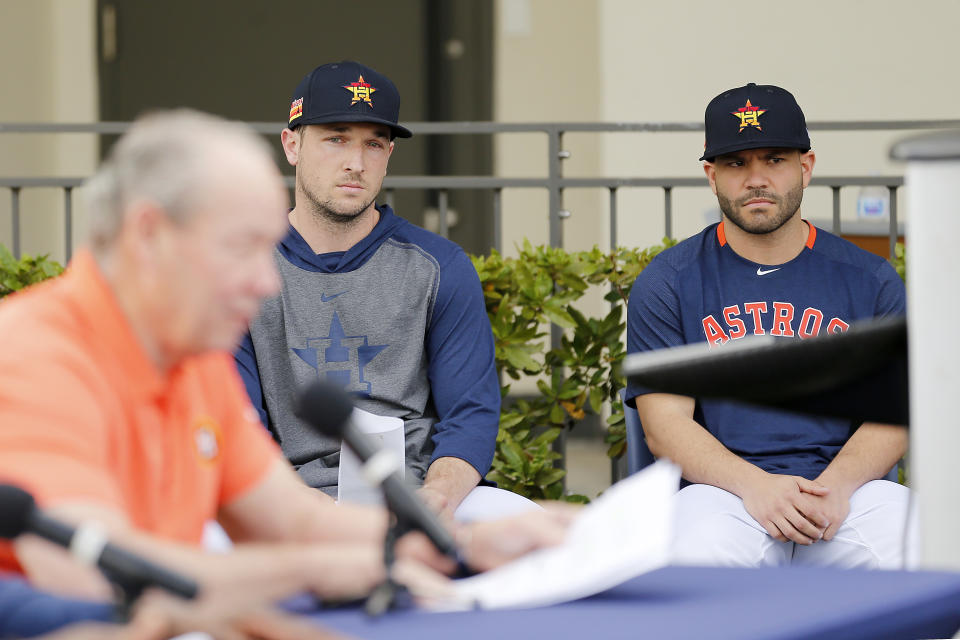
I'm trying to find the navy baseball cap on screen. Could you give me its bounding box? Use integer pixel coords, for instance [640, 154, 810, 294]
[287, 61, 412, 139]
[700, 83, 809, 161]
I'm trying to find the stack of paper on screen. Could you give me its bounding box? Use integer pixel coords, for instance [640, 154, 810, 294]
[431, 460, 680, 611]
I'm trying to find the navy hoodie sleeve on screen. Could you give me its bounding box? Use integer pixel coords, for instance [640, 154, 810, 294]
[425, 248, 500, 477]
[234, 331, 269, 428]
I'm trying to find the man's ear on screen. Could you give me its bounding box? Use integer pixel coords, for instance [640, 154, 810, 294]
[800, 150, 816, 189]
[118, 200, 172, 268]
[703, 162, 718, 196]
[383, 140, 395, 175]
[280, 128, 301, 167]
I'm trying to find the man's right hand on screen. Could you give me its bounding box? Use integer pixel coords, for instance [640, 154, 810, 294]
[739, 473, 831, 544]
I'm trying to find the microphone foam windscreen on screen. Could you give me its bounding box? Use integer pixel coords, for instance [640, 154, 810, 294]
[0, 484, 36, 539]
[294, 380, 355, 437]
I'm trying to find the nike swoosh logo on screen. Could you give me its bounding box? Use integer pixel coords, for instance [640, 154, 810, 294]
[756, 267, 781, 276]
[320, 291, 347, 302]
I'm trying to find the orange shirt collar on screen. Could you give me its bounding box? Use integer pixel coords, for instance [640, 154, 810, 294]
[716, 220, 816, 249]
[66, 250, 167, 398]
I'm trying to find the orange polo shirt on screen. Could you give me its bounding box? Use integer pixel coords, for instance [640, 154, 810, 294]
[0, 251, 281, 572]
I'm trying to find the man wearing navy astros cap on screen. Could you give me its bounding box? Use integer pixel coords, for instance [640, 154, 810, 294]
[236, 62, 529, 522]
[625, 83, 913, 568]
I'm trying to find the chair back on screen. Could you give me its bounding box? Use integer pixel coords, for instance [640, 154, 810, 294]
[619, 388, 656, 476]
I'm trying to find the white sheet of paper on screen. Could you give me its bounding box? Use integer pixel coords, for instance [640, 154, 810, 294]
[337, 408, 405, 506]
[427, 459, 680, 611]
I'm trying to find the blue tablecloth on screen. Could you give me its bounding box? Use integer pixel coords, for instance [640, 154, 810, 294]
[310, 566, 960, 640]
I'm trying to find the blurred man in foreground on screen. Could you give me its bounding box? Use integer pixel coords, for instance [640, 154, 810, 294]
[0, 110, 571, 636]
[1, 573, 338, 639]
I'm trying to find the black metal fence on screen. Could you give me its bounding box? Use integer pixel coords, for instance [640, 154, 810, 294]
[5, 119, 960, 261]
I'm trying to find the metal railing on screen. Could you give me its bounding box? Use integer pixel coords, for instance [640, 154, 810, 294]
[4, 119, 960, 261]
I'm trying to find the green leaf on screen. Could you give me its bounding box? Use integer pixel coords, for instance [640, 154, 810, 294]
[535, 467, 566, 486]
[501, 438, 526, 470]
[556, 384, 582, 400]
[544, 482, 564, 500]
[589, 387, 604, 414]
[486, 471, 518, 491]
[607, 440, 627, 458]
[549, 403, 565, 424]
[606, 413, 625, 426]
[542, 305, 576, 329]
[499, 413, 525, 430]
[502, 344, 541, 372]
[531, 427, 562, 447]
[536, 379, 553, 397]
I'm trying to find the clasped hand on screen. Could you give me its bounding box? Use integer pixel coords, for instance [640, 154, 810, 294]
[741, 473, 835, 545]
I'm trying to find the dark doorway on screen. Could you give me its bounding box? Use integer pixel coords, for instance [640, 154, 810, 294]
[96, 0, 493, 253]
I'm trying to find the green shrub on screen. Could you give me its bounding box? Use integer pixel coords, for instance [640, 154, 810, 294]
[472, 239, 675, 500]
[0, 245, 63, 299]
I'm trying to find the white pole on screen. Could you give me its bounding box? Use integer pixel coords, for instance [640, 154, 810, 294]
[893, 132, 960, 570]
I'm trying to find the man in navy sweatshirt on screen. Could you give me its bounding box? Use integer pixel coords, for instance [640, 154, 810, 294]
[236, 61, 524, 522]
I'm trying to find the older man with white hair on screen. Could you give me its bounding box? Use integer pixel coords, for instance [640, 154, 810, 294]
[0, 110, 571, 625]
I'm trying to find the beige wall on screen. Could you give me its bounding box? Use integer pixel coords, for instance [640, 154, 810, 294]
[0, 0, 97, 263]
[3, 0, 957, 261]
[597, 0, 959, 249]
[494, 0, 605, 255]
[494, 0, 959, 252]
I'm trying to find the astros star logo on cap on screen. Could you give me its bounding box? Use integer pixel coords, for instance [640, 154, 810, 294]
[343, 75, 377, 107]
[732, 99, 766, 132]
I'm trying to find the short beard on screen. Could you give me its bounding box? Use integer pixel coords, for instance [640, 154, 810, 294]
[297, 176, 377, 226]
[718, 184, 804, 235]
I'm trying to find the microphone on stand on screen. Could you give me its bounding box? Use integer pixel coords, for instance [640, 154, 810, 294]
[294, 379, 460, 558]
[0, 483, 198, 601]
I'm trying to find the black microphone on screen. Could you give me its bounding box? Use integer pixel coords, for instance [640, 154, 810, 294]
[0, 483, 198, 600]
[295, 380, 460, 558]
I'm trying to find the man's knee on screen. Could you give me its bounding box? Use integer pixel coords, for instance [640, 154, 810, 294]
[844, 479, 914, 569]
[795, 480, 913, 569]
[849, 479, 909, 514]
[671, 484, 784, 567]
